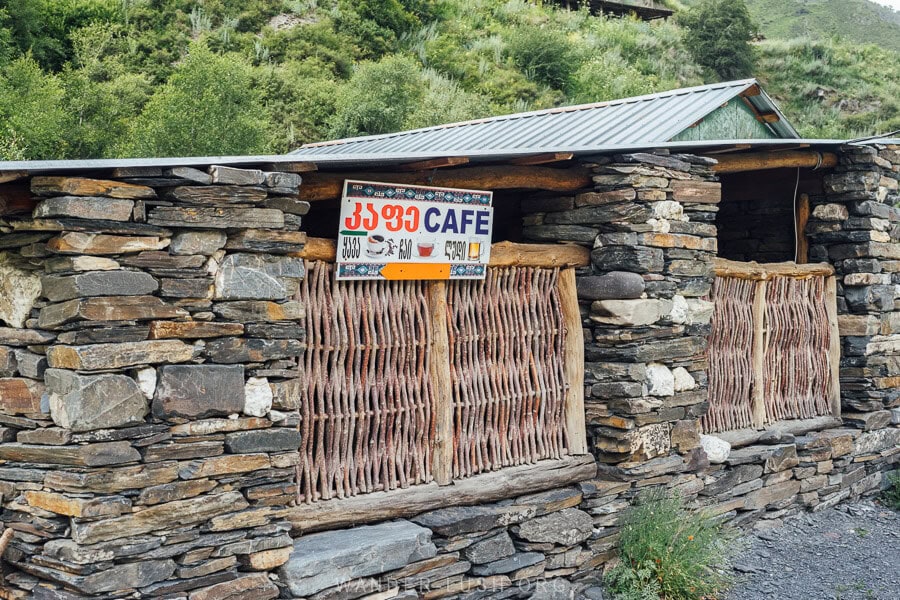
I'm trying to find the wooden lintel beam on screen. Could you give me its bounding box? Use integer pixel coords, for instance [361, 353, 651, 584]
[711, 150, 838, 173]
[394, 156, 469, 171]
[0, 183, 36, 216]
[509, 152, 574, 166]
[287, 454, 597, 534]
[264, 161, 318, 173]
[299, 166, 593, 202]
[740, 84, 762, 97]
[714, 257, 834, 280]
[295, 239, 591, 269]
[765, 144, 810, 152]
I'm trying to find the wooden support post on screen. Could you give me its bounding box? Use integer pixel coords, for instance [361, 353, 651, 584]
[558, 268, 587, 455]
[428, 281, 454, 485]
[795, 193, 810, 264]
[824, 275, 842, 418]
[750, 280, 768, 428]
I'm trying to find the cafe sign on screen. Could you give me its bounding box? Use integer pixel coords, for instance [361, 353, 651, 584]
[336, 180, 494, 281]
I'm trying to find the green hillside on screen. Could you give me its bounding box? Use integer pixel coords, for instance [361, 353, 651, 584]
[746, 0, 900, 53]
[0, 0, 897, 161]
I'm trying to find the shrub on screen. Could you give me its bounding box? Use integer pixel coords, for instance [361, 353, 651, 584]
[605, 490, 735, 600]
[679, 0, 755, 80]
[507, 26, 579, 90]
[0, 55, 71, 159]
[883, 471, 900, 511]
[120, 43, 269, 157]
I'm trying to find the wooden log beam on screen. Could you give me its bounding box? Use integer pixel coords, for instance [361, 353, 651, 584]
[710, 151, 838, 173]
[263, 161, 318, 173]
[713, 258, 834, 280]
[795, 193, 810, 264]
[750, 279, 768, 429]
[287, 454, 597, 534]
[559, 268, 587, 455]
[509, 152, 574, 166]
[0, 171, 27, 184]
[489, 241, 590, 268]
[295, 239, 591, 269]
[428, 281, 453, 485]
[298, 166, 593, 201]
[394, 157, 469, 171]
[824, 275, 842, 419]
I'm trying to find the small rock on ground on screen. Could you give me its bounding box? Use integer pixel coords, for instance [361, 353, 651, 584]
[725, 499, 900, 600]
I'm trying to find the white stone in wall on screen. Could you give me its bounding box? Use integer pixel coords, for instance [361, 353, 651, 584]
[646, 363, 674, 397]
[651, 200, 686, 222]
[700, 434, 731, 464]
[244, 377, 273, 417]
[670, 295, 714, 325]
[590, 299, 671, 327]
[647, 218, 671, 233]
[136, 367, 157, 400]
[0, 253, 42, 329]
[672, 367, 696, 392]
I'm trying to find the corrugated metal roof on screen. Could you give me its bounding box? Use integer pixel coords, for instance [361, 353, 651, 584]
[290, 79, 799, 160]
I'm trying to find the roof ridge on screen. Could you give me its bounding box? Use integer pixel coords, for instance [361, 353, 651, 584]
[298, 79, 760, 151]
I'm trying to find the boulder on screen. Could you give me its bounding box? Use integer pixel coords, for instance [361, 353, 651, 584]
[214, 253, 304, 300]
[646, 363, 674, 397]
[464, 532, 516, 565]
[0, 252, 42, 328]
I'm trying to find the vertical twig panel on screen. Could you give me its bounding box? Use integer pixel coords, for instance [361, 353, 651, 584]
[297, 261, 435, 503]
[447, 267, 570, 478]
[706, 265, 838, 434]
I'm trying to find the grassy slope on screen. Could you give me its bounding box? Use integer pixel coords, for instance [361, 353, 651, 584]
[746, 0, 900, 52]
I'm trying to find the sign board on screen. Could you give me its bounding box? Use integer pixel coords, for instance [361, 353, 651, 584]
[336, 180, 494, 281]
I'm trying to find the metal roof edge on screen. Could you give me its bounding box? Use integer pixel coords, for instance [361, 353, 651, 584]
[293, 79, 762, 153]
[0, 154, 309, 174]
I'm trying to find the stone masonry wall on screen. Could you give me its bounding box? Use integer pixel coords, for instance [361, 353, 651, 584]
[0, 165, 308, 599]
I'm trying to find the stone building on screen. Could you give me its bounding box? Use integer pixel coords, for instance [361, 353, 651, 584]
[0, 79, 896, 599]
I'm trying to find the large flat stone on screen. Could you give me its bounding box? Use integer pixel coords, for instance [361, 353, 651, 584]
[153, 364, 245, 419]
[279, 520, 437, 596]
[214, 253, 304, 300]
[31, 176, 156, 199]
[413, 504, 535, 536]
[46, 369, 148, 432]
[39, 295, 188, 328]
[590, 299, 672, 326]
[148, 207, 284, 229]
[516, 508, 594, 545]
[189, 573, 279, 600]
[46, 340, 195, 371]
[170, 231, 227, 255]
[41, 271, 158, 302]
[33, 196, 135, 222]
[212, 301, 304, 323]
[47, 232, 169, 255]
[205, 337, 303, 363]
[224, 429, 301, 453]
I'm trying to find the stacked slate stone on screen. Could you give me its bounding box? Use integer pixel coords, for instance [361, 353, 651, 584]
[277, 487, 604, 600]
[0, 166, 307, 598]
[807, 145, 900, 422]
[521, 152, 719, 476]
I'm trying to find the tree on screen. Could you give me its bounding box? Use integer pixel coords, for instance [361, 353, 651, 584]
[0, 55, 70, 159]
[328, 55, 425, 138]
[679, 0, 756, 80]
[120, 43, 270, 157]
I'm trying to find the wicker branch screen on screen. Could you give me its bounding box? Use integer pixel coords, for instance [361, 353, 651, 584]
[704, 260, 840, 434]
[297, 261, 435, 503]
[447, 267, 570, 479]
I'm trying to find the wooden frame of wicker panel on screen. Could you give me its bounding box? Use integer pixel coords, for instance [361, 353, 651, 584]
[705, 258, 841, 433]
[297, 239, 590, 499]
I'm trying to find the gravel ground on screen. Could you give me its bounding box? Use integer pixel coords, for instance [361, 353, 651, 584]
[724, 499, 900, 600]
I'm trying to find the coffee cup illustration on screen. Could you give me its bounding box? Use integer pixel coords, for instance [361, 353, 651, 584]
[416, 242, 435, 257]
[367, 235, 387, 256]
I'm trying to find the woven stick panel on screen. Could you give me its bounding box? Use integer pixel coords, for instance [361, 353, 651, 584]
[297, 261, 435, 503]
[447, 267, 569, 478]
[761, 276, 833, 423]
[704, 276, 756, 433]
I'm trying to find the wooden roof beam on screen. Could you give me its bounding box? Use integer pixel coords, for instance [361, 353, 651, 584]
[509, 152, 575, 166]
[394, 156, 469, 172]
[710, 150, 838, 173]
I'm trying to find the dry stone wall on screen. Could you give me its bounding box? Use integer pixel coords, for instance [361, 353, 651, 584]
[0, 148, 897, 600]
[0, 165, 308, 598]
